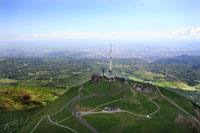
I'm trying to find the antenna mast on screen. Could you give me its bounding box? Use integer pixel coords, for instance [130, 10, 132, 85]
[109, 43, 112, 75]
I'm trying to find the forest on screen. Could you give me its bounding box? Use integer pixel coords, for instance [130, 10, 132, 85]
[0, 56, 200, 112]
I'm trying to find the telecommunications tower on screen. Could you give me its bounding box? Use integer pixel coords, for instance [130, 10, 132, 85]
[109, 43, 112, 76]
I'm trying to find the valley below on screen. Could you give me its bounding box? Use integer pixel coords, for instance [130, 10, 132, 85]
[0, 56, 200, 132]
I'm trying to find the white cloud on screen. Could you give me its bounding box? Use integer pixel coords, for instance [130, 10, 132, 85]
[30, 27, 200, 40]
[170, 26, 200, 38]
[1, 27, 200, 41]
[29, 32, 170, 40]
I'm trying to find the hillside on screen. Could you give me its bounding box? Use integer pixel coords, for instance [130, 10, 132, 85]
[0, 57, 200, 132]
[151, 55, 200, 87]
[0, 57, 200, 108]
[2, 78, 199, 133]
[154, 55, 200, 65]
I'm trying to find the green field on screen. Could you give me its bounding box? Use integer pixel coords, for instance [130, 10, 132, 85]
[83, 99, 193, 133]
[81, 81, 198, 132]
[7, 79, 198, 133]
[80, 79, 123, 96]
[96, 91, 158, 114]
[159, 87, 198, 118]
[76, 80, 132, 111]
[0, 85, 64, 111]
[18, 85, 91, 133]
[0, 57, 200, 132]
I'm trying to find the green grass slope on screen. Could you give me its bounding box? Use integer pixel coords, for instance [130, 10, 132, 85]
[83, 95, 195, 133]
[18, 85, 90, 133]
[159, 87, 198, 118]
[81, 80, 123, 96]
[2, 79, 199, 133]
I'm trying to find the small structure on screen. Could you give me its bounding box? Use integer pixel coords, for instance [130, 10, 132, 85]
[103, 107, 110, 111]
[135, 84, 143, 92]
[91, 73, 101, 82]
[106, 75, 116, 82]
[103, 105, 120, 111]
[135, 83, 153, 94]
[110, 105, 120, 111]
[143, 86, 153, 94]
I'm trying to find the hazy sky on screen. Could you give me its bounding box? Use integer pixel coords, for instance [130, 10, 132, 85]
[0, 0, 200, 41]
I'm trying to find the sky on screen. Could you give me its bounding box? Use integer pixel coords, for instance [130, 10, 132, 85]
[0, 0, 200, 41]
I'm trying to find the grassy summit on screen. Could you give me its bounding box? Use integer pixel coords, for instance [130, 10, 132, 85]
[1, 79, 200, 133]
[80, 79, 123, 96]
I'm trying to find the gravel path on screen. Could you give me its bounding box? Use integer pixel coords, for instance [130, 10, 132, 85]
[48, 116, 78, 133]
[81, 85, 160, 118]
[30, 87, 83, 133]
[31, 81, 199, 133]
[155, 86, 200, 126]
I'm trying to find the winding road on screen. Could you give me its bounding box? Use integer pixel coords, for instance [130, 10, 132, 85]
[48, 116, 78, 133]
[68, 81, 128, 133]
[155, 86, 200, 126]
[30, 87, 83, 133]
[80, 87, 160, 119]
[31, 81, 200, 133]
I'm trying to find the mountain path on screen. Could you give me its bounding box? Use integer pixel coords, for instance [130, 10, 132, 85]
[155, 86, 200, 126]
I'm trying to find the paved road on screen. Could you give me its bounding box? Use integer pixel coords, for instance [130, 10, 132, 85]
[69, 81, 128, 133]
[31, 81, 200, 133]
[48, 116, 78, 133]
[4, 124, 8, 130]
[81, 85, 161, 119]
[29, 81, 160, 133]
[86, 82, 135, 113]
[57, 114, 73, 124]
[31, 87, 82, 133]
[148, 97, 160, 116]
[73, 81, 160, 132]
[69, 88, 99, 133]
[30, 116, 47, 133]
[155, 86, 200, 126]
[81, 109, 147, 118]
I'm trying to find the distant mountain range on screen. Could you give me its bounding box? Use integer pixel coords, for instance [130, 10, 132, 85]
[154, 55, 200, 65]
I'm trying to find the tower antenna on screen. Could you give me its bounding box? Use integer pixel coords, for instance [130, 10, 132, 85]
[109, 43, 112, 75]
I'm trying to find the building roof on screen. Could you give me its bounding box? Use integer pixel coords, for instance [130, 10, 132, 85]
[92, 73, 101, 76]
